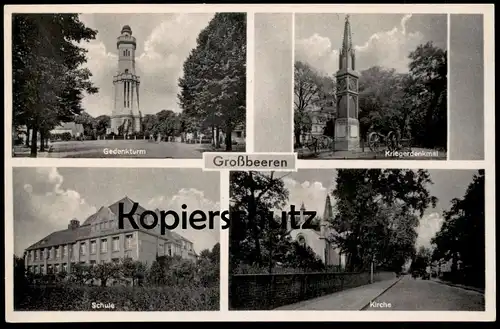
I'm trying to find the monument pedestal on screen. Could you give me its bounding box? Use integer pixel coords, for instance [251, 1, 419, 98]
[334, 117, 360, 151]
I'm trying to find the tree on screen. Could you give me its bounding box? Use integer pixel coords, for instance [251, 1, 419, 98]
[431, 170, 485, 287]
[146, 260, 166, 286]
[294, 61, 336, 147]
[95, 115, 110, 137]
[405, 42, 447, 149]
[230, 171, 328, 274]
[330, 169, 437, 271]
[121, 258, 147, 286]
[197, 243, 220, 287]
[12, 14, 98, 157]
[71, 263, 92, 285]
[90, 262, 120, 287]
[230, 171, 290, 269]
[358, 66, 406, 140]
[74, 111, 96, 138]
[356, 42, 447, 149]
[178, 13, 246, 151]
[410, 246, 432, 273]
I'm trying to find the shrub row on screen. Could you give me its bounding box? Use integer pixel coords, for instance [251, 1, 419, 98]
[15, 283, 219, 311]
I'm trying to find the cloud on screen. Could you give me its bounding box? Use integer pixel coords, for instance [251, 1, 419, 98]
[13, 168, 219, 256]
[13, 168, 97, 255]
[416, 212, 444, 249]
[282, 177, 329, 217]
[80, 13, 214, 117]
[295, 14, 424, 75]
[147, 187, 220, 253]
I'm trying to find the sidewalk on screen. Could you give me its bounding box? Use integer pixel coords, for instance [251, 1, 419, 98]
[432, 278, 485, 294]
[274, 277, 402, 311]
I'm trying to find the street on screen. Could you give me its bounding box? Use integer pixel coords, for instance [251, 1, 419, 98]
[367, 275, 485, 311]
[15, 140, 216, 159]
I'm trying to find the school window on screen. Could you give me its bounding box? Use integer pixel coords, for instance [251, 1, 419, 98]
[55, 264, 60, 273]
[167, 244, 172, 256]
[40, 249, 44, 259]
[62, 264, 67, 273]
[62, 245, 67, 258]
[90, 240, 97, 254]
[101, 239, 108, 253]
[34, 251, 37, 260]
[80, 242, 86, 255]
[56, 247, 60, 259]
[126, 234, 133, 249]
[112, 237, 120, 252]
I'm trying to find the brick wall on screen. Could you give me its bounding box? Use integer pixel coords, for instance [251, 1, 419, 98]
[229, 271, 396, 310]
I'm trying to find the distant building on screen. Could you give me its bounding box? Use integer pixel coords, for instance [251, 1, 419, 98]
[24, 196, 196, 276]
[231, 124, 246, 145]
[300, 104, 335, 144]
[50, 122, 84, 138]
[287, 196, 346, 268]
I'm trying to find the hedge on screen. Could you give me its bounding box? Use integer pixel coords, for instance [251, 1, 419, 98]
[15, 283, 219, 311]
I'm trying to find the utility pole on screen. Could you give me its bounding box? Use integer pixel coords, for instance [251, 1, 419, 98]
[370, 255, 374, 283]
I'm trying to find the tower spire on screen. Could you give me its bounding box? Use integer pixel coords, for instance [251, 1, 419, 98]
[342, 14, 352, 53]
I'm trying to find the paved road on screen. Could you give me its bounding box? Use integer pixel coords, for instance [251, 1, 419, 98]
[366, 275, 485, 311]
[44, 140, 211, 158]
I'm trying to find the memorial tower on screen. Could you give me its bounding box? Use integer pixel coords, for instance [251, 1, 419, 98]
[111, 25, 142, 135]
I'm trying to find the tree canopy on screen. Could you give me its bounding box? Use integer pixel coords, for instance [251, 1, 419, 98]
[294, 41, 447, 150]
[178, 13, 246, 151]
[12, 14, 98, 156]
[330, 169, 437, 272]
[431, 170, 485, 287]
[229, 171, 324, 273]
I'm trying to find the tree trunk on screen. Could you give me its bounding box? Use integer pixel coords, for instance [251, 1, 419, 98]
[211, 125, 215, 147]
[215, 127, 221, 149]
[248, 173, 261, 266]
[25, 127, 31, 147]
[295, 131, 301, 148]
[39, 129, 45, 152]
[225, 122, 232, 151]
[30, 125, 38, 158]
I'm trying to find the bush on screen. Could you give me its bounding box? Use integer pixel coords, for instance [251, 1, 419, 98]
[15, 283, 219, 311]
[60, 132, 72, 141]
[14, 244, 221, 311]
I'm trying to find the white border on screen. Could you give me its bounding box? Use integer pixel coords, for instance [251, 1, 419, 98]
[4, 3, 496, 323]
[246, 12, 255, 153]
[446, 13, 451, 160]
[290, 13, 296, 153]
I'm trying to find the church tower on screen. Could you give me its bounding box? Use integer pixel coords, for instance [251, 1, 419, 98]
[321, 194, 334, 239]
[111, 25, 142, 135]
[334, 15, 360, 151]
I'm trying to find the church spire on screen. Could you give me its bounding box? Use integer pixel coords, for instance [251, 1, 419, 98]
[342, 14, 353, 53]
[322, 195, 333, 220]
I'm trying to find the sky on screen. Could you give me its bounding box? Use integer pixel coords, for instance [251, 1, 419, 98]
[295, 13, 447, 75]
[281, 169, 479, 250]
[78, 13, 215, 117]
[13, 168, 220, 256]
